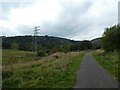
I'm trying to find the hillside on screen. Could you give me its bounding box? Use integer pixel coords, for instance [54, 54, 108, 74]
[91, 37, 102, 49]
[2, 36, 74, 49]
[2, 35, 101, 52]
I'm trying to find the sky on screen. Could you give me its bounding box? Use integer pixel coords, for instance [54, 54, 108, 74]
[0, 0, 119, 40]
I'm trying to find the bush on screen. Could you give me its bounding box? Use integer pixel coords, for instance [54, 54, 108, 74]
[37, 50, 46, 57]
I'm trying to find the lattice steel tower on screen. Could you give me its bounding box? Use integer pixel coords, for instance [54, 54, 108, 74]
[33, 26, 40, 59]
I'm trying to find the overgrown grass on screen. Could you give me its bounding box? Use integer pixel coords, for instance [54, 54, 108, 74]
[92, 50, 119, 81]
[2, 49, 35, 65]
[3, 50, 85, 88]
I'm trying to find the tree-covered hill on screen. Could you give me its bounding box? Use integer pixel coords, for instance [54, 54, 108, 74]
[2, 35, 101, 52]
[91, 37, 102, 49]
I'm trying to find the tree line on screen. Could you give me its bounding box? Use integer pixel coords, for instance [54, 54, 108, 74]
[2, 36, 95, 56]
[3, 23, 119, 56]
[101, 24, 120, 52]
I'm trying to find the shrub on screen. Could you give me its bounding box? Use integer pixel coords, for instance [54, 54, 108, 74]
[37, 50, 46, 57]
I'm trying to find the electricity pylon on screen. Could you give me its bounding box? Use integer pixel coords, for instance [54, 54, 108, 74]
[33, 26, 40, 60]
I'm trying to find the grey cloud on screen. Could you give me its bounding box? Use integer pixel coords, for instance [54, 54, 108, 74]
[0, 1, 118, 40]
[41, 2, 92, 38]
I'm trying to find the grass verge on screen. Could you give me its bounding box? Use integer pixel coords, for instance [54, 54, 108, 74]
[3, 51, 85, 88]
[92, 50, 119, 81]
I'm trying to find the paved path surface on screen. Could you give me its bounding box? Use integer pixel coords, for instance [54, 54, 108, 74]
[74, 52, 118, 88]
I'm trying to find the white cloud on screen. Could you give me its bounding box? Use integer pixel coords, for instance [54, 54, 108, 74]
[0, 0, 63, 36]
[69, 0, 119, 40]
[9, 0, 62, 26]
[0, 0, 119, 40]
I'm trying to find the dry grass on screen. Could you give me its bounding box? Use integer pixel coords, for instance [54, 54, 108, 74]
[3, 52, 80, 72]
[3, 50, 85, 88]
[2, 49, 35, 65]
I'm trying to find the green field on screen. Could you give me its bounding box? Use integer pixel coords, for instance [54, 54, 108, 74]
[92, 50, 119, 80]
[2, 49, 35, 65]
[2, 49, 85, 88]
